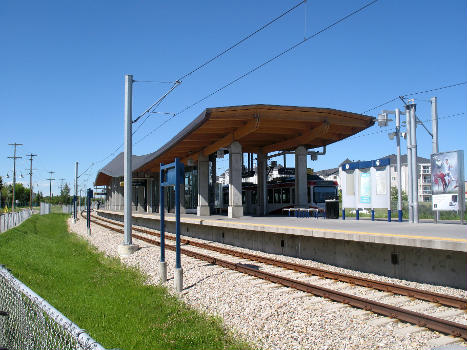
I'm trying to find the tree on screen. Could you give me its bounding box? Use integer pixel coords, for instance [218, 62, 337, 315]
[391, 186, 408, 203]
[0, 183, 29, 208]
[36, 191, 43, 204]
[60, 183, 71, 204]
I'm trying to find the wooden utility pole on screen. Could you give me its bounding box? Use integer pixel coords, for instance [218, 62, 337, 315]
[8, 143, 23, 212]
[47, 171, 55, 203]
[26, 153, 38, 209]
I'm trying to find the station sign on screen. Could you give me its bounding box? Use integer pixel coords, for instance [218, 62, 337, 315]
[431, 150, 465, 211]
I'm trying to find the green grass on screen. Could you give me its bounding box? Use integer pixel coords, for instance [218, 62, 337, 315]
[0, 214, 253, 350]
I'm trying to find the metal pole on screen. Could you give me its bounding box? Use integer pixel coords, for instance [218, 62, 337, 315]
[406, 109, 413, 223]
[395, 109, 402, 222]
[159, 164, 167, 283]
[175, 161, 181, 270]
[118, 74, 138, 256]
[409, 102, 419, 223]
[431, 97, 439, 223]
[124, 74, 133, 246]
[174, 158, 183, 292]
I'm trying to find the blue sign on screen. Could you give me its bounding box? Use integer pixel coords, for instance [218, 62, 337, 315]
[160, 158, 185, 272]
[342, 158, 390, 171]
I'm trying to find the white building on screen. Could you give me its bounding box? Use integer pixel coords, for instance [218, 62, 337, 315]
[317, 154, 432, 202]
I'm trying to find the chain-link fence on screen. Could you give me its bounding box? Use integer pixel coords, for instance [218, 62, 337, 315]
[0, 209, 33, 233]
[0, 266, 106, 350]
[62, 205, 72, 214]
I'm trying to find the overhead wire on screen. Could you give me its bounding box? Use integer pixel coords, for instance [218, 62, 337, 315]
[346, 112, 465, 140]
[177, 0, 306, 82]
[135, 0, 380, 145]
[362, 81, 467, 114]
[97, 2, 308, 164]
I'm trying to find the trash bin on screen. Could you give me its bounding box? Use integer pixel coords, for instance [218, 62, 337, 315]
[325, 199, 339, 219]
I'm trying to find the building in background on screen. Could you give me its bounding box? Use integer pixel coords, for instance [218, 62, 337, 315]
[316, 154, 432, 202]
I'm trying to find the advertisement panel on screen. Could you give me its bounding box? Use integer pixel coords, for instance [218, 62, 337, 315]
[431, 150, 465, 211]
[359, 172, 371, 204]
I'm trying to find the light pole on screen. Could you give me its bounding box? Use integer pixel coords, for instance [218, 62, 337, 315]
[378, 110, 403, 222]
[407, 101, 419, 223]
[431, 97, 439, 223]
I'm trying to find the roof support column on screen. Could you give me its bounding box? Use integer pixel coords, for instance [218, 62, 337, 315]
[256, 151, 268, 216]
[228, 141, 243, 218]
[197, 153, 210, 216]
[295, 146, 308, 207]
[147, 179, 153, 213]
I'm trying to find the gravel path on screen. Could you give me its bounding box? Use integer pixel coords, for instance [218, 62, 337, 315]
[68, 217, 467, 350]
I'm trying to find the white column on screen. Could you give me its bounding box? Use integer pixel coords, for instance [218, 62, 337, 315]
[256, 152, 267, 216]
[295, 146, 308, 207]
[147, 179, 153, 213]
[228, 141, 243, 218]
[197, 153, 210, 216]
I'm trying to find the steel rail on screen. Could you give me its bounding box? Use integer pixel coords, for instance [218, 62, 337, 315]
[89, 213, 467, 310]
[83, 213, 467, 340]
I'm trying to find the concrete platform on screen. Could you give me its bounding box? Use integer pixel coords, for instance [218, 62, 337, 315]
[96, 210, 467, 289]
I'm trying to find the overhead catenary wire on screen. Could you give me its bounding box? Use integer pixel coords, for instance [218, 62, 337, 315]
[346, 112, 465, 140]
[135, 0, 380, 145]
[177, 0, 306, 82]
[131, 0, 307, 142]
[362, 81, 467, 114]
[93, 0, 353, 164]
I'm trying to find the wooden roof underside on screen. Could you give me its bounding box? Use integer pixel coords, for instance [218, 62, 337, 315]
[138, 105, 375, 173]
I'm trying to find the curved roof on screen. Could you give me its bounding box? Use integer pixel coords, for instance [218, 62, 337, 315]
[95, 104, 375, 185]
[94, 151, 157, 186]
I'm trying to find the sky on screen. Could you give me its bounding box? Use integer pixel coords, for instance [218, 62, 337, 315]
[1, 0, 466, 196]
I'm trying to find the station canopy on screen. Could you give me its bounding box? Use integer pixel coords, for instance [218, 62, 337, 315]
[95, 104, 374, 185]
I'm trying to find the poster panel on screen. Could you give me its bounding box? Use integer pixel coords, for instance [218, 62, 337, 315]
[375, 169, 387, 195]
[431, 150, 464, 211]
[360, 172, 371, 204]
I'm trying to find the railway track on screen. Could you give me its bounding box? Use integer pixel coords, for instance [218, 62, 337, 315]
[83, 212, 467, 340]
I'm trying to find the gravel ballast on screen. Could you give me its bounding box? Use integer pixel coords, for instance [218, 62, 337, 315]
[68, 217, 467, 350]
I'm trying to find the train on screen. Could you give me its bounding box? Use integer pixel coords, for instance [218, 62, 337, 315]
[215, 174, 338, 215]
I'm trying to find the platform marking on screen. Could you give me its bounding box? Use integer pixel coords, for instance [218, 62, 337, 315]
[98, 210, 467, 244]
[188, 218, 467, 243]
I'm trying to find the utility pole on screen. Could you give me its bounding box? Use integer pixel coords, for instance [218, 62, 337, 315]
[73, 162, 78, 223]
[118, 74, 139, 256]
[8, 143, 23, 213]
[431, 97, 439, 223]
[59, 178, 65, 192]
[47, 171, 56, 203]
[26, 154, 38, 210]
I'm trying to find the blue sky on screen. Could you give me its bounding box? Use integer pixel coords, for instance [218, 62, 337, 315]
[1, 0, 466, 195]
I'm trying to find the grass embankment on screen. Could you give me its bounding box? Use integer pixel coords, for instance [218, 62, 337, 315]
[0, 214, 252, 350]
